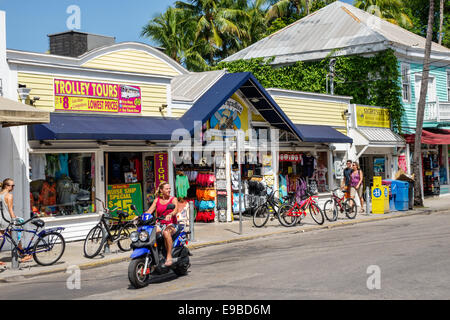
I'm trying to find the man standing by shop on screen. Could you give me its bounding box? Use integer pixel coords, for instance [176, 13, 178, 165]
[341, 160, 353, 198]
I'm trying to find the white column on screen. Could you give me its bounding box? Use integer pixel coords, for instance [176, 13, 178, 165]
[406, 144, 411, 175]
[226, 148, 232, 222]
[95, 149, 105, 213]
[327, 149, 334, 190]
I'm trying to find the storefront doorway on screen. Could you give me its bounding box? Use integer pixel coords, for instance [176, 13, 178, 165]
[105, 151, 159, 218]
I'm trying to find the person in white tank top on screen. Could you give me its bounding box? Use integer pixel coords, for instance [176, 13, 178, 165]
[0, 179, 32, 264]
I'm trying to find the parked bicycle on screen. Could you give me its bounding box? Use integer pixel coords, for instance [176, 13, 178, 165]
[83, 198, 137, 258]
[323, 188, 358, 221]
[0, 203, 66, 266]
[282, 188, 325, 226]
[252, 189, 294, 228]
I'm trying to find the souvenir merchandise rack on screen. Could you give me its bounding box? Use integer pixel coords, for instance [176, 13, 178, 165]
[278, 152, 320, 203]
[174, 157, 217, 223]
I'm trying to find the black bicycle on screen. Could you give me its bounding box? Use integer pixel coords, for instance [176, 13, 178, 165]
[0, 203, 66, 266]
[252, 189, 295, 228]
[83, 198, 137, 258]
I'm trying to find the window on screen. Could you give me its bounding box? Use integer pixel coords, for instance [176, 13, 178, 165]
[401, 64, 411, 103]
[29, 153, 96, 217]
[0, 79, 3, 96]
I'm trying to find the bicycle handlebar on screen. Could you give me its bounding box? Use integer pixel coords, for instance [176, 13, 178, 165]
[0, 202, 38, 227]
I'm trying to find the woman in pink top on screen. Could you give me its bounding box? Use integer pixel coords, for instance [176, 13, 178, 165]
[145, 181, 178, 266]
[350, 162, 365, 212]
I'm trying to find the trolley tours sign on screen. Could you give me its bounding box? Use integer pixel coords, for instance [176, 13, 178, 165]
[54, 79, 141, 114]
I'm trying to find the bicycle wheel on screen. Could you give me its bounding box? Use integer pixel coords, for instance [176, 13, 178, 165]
[83, 225, 106, 258]
[323, 199, 338, 222]
[33, 232, 66, 266]
[278, 203, 297, 227]
[344, 198, 358, 219]
[253, 205, 270, 228]
[117, 223, 136, 252]
[308, 202, 325, 225]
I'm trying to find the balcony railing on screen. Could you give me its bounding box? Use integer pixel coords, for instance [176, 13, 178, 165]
[423, 98, 450, 123]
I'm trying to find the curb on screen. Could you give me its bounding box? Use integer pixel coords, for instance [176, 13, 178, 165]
[0, 207, 444, 282]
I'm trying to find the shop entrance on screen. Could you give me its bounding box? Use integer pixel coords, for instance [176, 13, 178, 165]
[105, 152, 156, 217]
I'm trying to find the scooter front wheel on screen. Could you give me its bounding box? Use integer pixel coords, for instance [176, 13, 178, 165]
[128, 258, 150, 289]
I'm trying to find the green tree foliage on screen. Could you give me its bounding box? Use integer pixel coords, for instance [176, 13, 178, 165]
[353, 0, 413, 28]
[174, 0, 251, 64]
[402, 0, 449, 48]
[216, 50, 404, 130]
[141, 0, 337, 70]
[141, 7, 210, 71]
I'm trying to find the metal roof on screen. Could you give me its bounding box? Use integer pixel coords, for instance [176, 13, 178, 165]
[223, 1, 450, 65]
[178, 72, 307, 142]
[356, 127, 405, 146]
[171, 70, 226, 102]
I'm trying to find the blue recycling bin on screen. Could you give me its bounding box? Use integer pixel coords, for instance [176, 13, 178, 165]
[392, 180, 409, 211]
[383, 179, 397, 211]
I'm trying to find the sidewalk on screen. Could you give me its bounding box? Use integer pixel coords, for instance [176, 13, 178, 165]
[0, 195, 448, 282]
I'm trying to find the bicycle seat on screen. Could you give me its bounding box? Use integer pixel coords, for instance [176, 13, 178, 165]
[31, 219, 45, 228]
[117, 211, 129, 219]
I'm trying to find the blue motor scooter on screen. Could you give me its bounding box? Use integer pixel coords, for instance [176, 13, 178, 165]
[128, 206, 191, 289]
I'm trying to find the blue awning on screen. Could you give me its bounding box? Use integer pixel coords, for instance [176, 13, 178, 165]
[295, 124, 353, 143]
[28, 113, 183, 141]
[179, 72, 306, 141]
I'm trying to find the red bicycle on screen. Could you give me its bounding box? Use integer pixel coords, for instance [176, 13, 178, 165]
[322, 188, 358, 222]
[283, 190, 325, 226]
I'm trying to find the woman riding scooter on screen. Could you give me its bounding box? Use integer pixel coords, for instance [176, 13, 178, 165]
[144, 181, 178, 267]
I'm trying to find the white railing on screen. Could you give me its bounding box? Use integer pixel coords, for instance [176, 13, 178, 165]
[439, 101, 450, 121]
[423, 98, 450, 123]
[424, 101, 438, 121]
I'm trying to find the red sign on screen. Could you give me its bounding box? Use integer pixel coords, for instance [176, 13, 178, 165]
[398, 154, 407, 172]
[154, 153, 168, 188]
[279, 153, 302, 163]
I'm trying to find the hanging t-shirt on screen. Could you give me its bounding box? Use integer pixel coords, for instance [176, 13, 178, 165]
[30, 154, 47, 181]
[279, 174, 288, 198]
[111, 158, 121, 180]
[46, 155, 60, 178]
[56, 153, 69, 179]
[175, 175, 190, 198]
[303, 155, 316, 178]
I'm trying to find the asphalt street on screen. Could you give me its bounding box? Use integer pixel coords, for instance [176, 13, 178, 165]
[1, 211, 450, 300]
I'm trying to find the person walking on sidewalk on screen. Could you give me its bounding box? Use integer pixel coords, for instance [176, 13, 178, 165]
[0, 178, 33, 264]
[341, 160, 353, 198]
[350, 162, 365, 213]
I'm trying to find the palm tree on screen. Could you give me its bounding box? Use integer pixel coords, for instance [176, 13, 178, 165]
[175, 0, 250, 64]
[354, 0, 413, 28]
[266, 0, 307, 22]
[438, 0, 444, 45]
[413, 0, 435, 206]
[141, 7, 210, 71]
[266, 0, 336, 23]
[242, 0, 270, 46]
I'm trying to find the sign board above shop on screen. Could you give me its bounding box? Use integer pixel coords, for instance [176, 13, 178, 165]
[54, 79, 141, 114]
[355, 105, 390, 128]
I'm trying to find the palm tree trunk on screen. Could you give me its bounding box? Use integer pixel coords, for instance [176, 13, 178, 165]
[305, 0, 310, 15]
[413, 0, 435, 206]
[439, 0, 444, 45]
